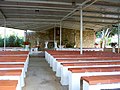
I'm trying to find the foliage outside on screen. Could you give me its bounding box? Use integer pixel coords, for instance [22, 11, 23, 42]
[95, 25, 120, 48]
[0, 35, 24, 47]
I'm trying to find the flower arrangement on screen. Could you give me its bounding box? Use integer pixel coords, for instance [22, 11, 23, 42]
[23, 41, 30, 45]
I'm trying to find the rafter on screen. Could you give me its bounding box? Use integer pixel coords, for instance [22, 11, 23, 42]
[0, 9, 7, 19]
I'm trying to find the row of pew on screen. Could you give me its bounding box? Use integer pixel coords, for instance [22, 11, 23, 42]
[45, 50, 120, 90]
[0, 51, 29, 90]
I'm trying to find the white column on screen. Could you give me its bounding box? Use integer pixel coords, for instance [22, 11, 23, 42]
[74, 30, 77, 48]
[80, 7, 83, 54]
[4, 19, 6, 51]
[118, 23, 120, 53]
[54, 25, 57, 49]
[54, 24, 56, 43]
[24, 30, 27, 41]
[60, 22, 62, 49]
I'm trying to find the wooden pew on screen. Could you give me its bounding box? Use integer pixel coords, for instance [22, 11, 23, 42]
[45, 50, 115, 56]
[45, 50, 120, 67]
[50, 55, 120, 71]
[0, 80, 19, 90]
[68, 67, 120, 90]
[55, 58, 120, 77]
[0, 70, 23, 90]
[0, 56, 29, 72]
[0, 51, 29, 55]
[0, 51, 29, 90]
[0, 64, 25, 78]
[0, 64, 24, 69]
[60, 61, 120, 85]
[45, 50, 120, 90]
[81, 75, 120, 90]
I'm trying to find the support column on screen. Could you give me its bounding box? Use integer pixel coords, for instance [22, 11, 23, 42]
[54, 24, 57, 49]
[24, 30, 29, 51]
[118, 23, 120, 53]
[80, 7, 83, 54]
[54, 24, 56, 43]
[24, 30, 27, 41]
[60, 22, 62, 49]
[4, 19, 6, 51]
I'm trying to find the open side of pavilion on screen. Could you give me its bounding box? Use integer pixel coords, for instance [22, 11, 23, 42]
[0, 1, 120, 90]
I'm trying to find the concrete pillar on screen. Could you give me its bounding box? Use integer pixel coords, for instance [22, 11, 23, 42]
[80, 7, 83, 54]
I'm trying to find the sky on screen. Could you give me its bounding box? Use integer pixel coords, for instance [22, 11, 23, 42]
[0, 27, 25, 38]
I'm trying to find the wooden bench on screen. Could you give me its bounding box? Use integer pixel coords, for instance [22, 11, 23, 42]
[0, 51, 30, 89]
[0, 51, 29, 55]
[46, 51, 92, 65]
[0, 64, 24, 68]
[45, 50, 81, 61]
[60, 62, 120, 85]
[60, 61, 120, 83]
[55, 58, 120, 77]
[0, 56, 29, 72]
[50, 55, 120, 71]
[45, 50, 115, 55]
[45, 50, 120, 67]
[0, 70, 23, 89]
[45, 50, 120, 90]
[68, 67, 120, 90]
[0, 80, 19, 90]
[0, 64, 26, 78]
[81, 75, 120, 90]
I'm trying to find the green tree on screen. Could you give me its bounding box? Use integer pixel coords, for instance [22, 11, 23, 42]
[7, 35, 16, 47]
[109, 27, 118, 37]
[15, 36, 24, 47]
[5, 35, 24, 47]
[0, 35, 4, 47]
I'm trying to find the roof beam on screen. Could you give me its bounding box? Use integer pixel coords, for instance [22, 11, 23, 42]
[0, 9, 7, 20]
[5, 0, 72, 5]
[93, 1, 120, 8]
[4, 8, 120, 16]
[6, 18, 60, 22]
[0, 6, 72, 12]
[83, 15, 120, 20]
[61, 0, 100, 21]
[61, 0, 92, 21]
[4, 20, 59, 24]
[83, 10, 120, 16]
[65, 20, 116, 25]
[6, 13, 120, 21]
[83, 21, 116, 24]
[1, 17, 117, 25]
[0, 1, 73, 10]
[4, 10, 68, 16]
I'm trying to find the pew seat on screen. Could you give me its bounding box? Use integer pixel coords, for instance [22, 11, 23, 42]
[0, 70, 23, 89]
[0, 80, 19, 90]
[68, 67, 120, 90]
[81, 75, 120, 90]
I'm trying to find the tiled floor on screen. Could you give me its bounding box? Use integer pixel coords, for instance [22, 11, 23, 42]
[23, 56, 68, 90]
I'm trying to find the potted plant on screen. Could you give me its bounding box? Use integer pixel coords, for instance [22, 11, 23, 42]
[23, 41, 30, 50]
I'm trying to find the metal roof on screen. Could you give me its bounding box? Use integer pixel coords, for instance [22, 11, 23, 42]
[0, 0, 120, 31]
